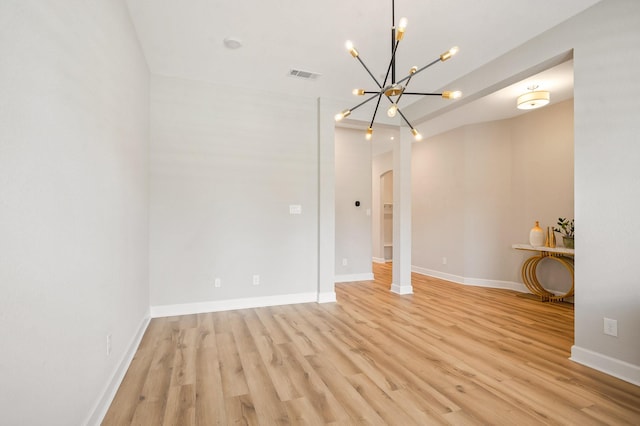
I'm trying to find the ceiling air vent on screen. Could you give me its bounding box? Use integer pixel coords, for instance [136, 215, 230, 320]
[288, 69, 321, 80]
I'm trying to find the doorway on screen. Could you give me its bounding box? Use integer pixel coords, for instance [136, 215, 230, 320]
[380, 171, 393, 263]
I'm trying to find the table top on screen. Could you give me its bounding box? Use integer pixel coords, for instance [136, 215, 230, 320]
[512, 243, 575, 256]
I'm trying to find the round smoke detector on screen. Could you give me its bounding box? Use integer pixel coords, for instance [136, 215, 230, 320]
[223, 37, 243, 49]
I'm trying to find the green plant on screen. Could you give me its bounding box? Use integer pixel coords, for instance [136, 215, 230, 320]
[553, 217, 574, 238]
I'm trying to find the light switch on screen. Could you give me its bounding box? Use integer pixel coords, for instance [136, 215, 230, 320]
[289, 204, 302, 215]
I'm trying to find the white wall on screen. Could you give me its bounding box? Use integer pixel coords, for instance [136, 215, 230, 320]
[410, 0, 640, 383]
[570, 0, 640, 380]
[0, 1, 150, 424]
[412, 126, 467, 278]
[334, 128, 372, 281]
[412, 100, 574, 291]
[149, 75, 319, 311]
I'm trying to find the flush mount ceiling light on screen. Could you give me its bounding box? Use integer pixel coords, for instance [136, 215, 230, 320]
[517, 84, 550, 110]
[335, 0, 462, 141]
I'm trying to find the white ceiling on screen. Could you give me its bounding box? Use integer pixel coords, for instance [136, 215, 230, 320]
[125, 0, 596, 135]
[418, 59, 575, 138]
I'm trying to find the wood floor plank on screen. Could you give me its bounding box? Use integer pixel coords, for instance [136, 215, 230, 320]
[225, 394, 259, 425]
[305, 353, 388, 425]
[253, 334, 302, 402]
[194, 347, 226, 425]
[216, 332, 249, 397]
[272, 306, 325, 357]
[238, 350, 291, 424]
[320, 319, 463, 415]
[385, 388, 448, 425]
[127, 336, 177, 425]
[283, 397, 326, 426]
[103, 262, 640, 425]
[346, 373, 423, 425]
[253, 306, 292, 345]
[162, 383, 195, 426]
[229, 310, 260, 355]
[439, 382, 553, 426]
[195, 312, 217, 349]
[101, 348, 153, 425]
[170, 328, 197, 387]
[277, 341, 351, 424]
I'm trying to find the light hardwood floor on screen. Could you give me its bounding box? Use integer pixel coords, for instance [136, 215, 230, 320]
[103, 263, 640, 425]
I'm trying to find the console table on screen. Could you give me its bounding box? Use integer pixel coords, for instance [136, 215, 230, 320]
[512, 244, 575, 302]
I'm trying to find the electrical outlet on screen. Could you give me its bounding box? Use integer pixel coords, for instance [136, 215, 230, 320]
[106, 334, 112, 356]
[253, 275, 260, 286]
[442, 257, 447, 265]
[604, 318, 618, 337]
[342, 258, 348, 266]
[214, 277, 221, 288]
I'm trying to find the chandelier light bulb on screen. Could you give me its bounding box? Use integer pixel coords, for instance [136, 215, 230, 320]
[334, 109, 351, 121]
[396, 17, 408, 40]
[442, 90, 462, 100]
[411, 128, 423, 141]
[366, 127, 373, 140]
[345, 40, 358, 57]
[352, 89, 365, 96]
[387, 104, 398, 117]
[440, 46, 459, 61]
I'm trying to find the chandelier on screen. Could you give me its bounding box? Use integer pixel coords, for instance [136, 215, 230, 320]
[334, 0, 462, 141]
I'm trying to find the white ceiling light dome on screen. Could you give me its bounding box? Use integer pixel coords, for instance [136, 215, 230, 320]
[517, 84, 550, 110]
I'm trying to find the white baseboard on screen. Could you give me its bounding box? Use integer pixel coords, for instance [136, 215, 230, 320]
[412, 266, 465, 285]
[150, 292, 318, 318]
[411, 265, 528, 293]
[372, 257, 386, 264]
[390, 283, 413, 295]
[317, 291, 337, 303]
[570, 345, 640, 386]
[462, 276, 528, 293]
[85, 311, 150, 426]
[335, 272, 374, 283]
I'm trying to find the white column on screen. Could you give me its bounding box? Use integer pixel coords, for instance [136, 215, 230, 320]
[317, 98, 337, 302]
[391, 127, 413, 294]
